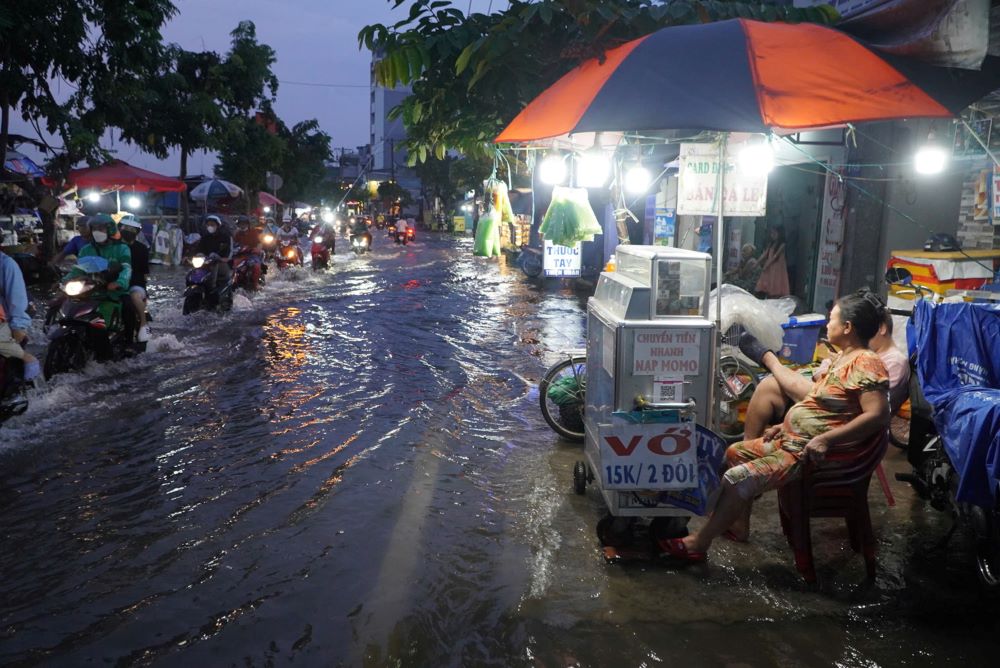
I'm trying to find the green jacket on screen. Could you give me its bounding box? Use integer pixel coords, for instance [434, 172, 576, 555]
[65, 241, 132, 299]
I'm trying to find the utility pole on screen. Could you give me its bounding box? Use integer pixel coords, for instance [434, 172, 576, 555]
[389, 138, 396, 182]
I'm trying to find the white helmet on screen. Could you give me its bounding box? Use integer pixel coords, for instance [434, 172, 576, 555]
[119, 215, 141, 231]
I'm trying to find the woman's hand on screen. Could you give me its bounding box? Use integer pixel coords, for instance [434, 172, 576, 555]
[762, 425, 782, 442]
[802, 435, 830, 465]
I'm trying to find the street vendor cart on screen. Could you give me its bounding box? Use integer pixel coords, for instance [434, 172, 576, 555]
[580, 246, 728, 544]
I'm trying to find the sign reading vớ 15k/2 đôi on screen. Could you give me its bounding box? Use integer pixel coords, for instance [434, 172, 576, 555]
[598, 421, 699, 490]
[632, 329, 701, 375]
[677, 142, 767, 216]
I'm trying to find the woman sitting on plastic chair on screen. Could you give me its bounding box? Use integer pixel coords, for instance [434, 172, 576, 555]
[661, 291, 891, 563]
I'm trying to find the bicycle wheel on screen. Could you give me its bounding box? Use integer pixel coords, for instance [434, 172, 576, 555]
[716, 355, 759, 443]
[539, 355, 587, 442]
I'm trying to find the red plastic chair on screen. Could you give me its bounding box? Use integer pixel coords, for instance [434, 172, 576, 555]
[777, 429, 890, 583]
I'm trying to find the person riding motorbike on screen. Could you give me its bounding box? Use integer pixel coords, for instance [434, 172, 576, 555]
[119, 216, 151, 343]
[234, 215, 261, 251]
[50, 217, 92, 267]
[310, 219, 337, 249]
[62, 213, 134, 335]
[394, 217, 409, 244]
[350, 216, 372, 247]
[0, 248, 41, 382]
[276, 219, 302, 265]
[197, 215, 232, 293]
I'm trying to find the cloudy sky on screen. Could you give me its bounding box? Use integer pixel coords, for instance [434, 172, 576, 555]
[11, 0, 504, 176]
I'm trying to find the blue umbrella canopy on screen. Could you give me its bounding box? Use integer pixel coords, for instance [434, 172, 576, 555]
[3, 150, 44, 177]
[189, 178, 243, 201]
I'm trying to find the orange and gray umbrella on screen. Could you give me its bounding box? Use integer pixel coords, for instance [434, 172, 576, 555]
[496, 18, 1000, 143]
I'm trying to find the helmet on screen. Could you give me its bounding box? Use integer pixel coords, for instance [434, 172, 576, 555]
[923, 233, 959, 252]
[205, 215, 222, 225]
[119, 215, 141, 231]
[236, 215, 250, 227]
[88, 213, 119, 240]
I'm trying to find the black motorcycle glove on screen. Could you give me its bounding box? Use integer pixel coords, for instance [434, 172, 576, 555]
[738, 332, 773, 366]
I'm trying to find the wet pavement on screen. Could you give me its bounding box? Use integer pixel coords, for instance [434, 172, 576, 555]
[1, 232, 998, 667]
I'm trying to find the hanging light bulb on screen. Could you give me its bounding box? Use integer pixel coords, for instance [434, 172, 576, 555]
[86, 191, 101, 203]
[539, 154, 567, 185]
[576, 150, 611, 188]
[624, 165, 652, 195]
[739, 140, 774, 176]
[127, 195, 141, 209]
[914, 128, 947, 175]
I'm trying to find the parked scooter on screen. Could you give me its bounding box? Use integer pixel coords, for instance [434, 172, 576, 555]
[275, 239, 304, 270]
[44, 257, 134, 379]
[887, 267, 1000, 586]
[183, 253, 233, 315]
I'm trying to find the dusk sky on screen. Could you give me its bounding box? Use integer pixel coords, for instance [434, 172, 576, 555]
[11, 0, 504, 177]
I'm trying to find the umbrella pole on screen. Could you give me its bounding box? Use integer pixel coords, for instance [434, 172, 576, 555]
[713, 134, 728, 433]
[116, 190, 121, 214]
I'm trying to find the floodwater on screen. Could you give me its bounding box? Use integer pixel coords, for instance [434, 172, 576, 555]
[1, 233, 998, 667]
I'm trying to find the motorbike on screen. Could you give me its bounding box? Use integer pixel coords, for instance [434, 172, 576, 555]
[393, 227, 409, 245]
[261, 231, 278, 261]
[311, 235, 333, 270]
[275, 238, 304, 270]
[183, 253, 234, 315]
[350, 232, 372, 255]
[231, 246, 265, 292]
[0, 342, 29, 423]
[887, 267, 1000, 586]
[44, 256, 135, 379]
[405, 226, 415, 244]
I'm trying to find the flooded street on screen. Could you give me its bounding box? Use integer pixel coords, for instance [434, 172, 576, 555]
[1, 233, 998, 667]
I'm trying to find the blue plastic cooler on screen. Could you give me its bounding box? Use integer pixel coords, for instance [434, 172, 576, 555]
[779, 314, 826, 364]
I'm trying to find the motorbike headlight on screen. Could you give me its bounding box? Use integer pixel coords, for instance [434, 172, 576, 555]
[361, 238, 369, 246]
[314, 236, 324, 243]
[263, 234, 275, 244]
[192, 255, 206, 268]
[64, 280, 88, 296]
[286, 249, 296, 258]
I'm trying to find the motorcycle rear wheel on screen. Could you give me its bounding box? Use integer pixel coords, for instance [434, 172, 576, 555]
[44, 336, 89, 380]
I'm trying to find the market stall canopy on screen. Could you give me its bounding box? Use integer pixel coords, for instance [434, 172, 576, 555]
[189, 178, 243, 202]
[3, 150, 44, 177]
[495, 18, 1000, 143]
[259, 191, 283, 207]
[59, 160, 187, 192]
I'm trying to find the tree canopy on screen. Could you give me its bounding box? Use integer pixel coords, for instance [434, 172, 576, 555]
[0, 0, 178, 178]
[360, 0, 839, 164]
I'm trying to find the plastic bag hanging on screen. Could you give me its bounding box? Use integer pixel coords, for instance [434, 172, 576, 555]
[540, 186, 602, 247]
[484, 177, 515, 225]
[473, 209, 502, 257]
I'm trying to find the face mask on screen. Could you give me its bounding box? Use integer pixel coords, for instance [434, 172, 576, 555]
[92, 230, 108, 243]
[207, 225, 217, 234]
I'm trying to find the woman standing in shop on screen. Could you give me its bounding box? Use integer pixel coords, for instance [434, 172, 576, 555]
[755, 225, 790, 298]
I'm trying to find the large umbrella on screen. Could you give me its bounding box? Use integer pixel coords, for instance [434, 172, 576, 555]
[3, 150, 45, 177]
[495, 18, 1000, 429]
[496, 19, 1000, 142]
[259, 191, 283, 208]
[189, 178, 243, 202]
[62, 159, 187, 192]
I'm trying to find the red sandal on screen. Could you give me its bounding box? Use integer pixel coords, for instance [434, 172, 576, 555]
[658, 537, 707, 563]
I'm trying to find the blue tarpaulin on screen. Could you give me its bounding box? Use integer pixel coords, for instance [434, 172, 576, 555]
[908, 300, 1000, 507]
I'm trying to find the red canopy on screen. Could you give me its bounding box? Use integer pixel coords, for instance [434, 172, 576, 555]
[63, 160, 187, 192]
[259, 191, 283, 206]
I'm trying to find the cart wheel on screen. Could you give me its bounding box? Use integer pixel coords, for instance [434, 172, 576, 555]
[596, 514, 635, 548]
[650, 516, 689, 542]
[573, 461, 588, 495]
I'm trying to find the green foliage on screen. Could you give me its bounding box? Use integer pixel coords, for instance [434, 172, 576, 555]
[376, 180, 413, 206]
[215, 116, 286, 201]
[359, 0, 840, 163]
[0, 0, 178, 179]
[275, 119, 333, 204]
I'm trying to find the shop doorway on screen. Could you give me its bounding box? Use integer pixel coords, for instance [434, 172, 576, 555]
[756, 165, 825, 308]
